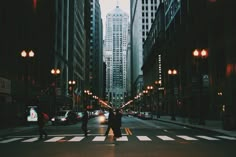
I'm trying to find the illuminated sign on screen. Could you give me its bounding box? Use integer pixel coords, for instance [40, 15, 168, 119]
[27, 106, 38, 122]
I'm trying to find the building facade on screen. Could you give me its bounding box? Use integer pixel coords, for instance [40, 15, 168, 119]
[0, 0, 87, 125]
[142, 0, 236, 130]
[130, 0, 161, 101]
[104, 6, 129, 107]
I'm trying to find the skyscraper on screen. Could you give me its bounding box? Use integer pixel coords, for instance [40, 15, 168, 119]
[104, 6, 129, 107]
[130, 0, 160, 96]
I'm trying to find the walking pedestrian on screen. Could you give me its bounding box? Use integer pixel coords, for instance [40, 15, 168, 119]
[81, 108, 89, 137]
[114, 108, 122, 138]
[104, 108, 115, 136]
[37, 111, 48, 139]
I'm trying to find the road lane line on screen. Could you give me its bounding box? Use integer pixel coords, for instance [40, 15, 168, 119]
[125, 128, 132, 135]
[196, 135, 219, 140]
[92, 136, 106, 141]
[22, 137, 39, 142]
[68, 137, 84, 142]
[0, 138, 23, 143]
[157, 135, 175, 141]
[127, 128, 132, 135]
[116, 136, 128, 141]
[125, 128, 129, 135]
[44, 137, 65, 142]
[216, 136, 236, 140]
[177, 135, 198, 141]
[137, 136, 152, 141]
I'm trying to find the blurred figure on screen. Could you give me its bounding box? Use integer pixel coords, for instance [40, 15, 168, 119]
[37, 111, 48, 139]
[81, 108, 89, 137]
[104, 108, 115, 136]
[114, 108, 122, 138]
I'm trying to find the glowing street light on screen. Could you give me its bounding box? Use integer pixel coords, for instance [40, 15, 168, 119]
[51, 69, 60, 75]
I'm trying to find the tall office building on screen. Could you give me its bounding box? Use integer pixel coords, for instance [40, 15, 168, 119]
[130, 0, 160, 95]
[104, 6, 129, 107]
[88, 0, 103, 102]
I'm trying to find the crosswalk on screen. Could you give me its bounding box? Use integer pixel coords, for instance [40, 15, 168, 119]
[0, 135, 235, 144]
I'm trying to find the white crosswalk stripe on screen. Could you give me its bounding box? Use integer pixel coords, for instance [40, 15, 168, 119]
[116, 136, 128, 141]
[177, 135, 198, 141]
[0, 138, 23, 143]
[137, 136, 152, 141]
[68, 136, 84, 142]
[92, 136, 106, 141]
[216, 136, 236, 140]
[196, 135, 219, 140]
[157, 135, 175, 141]
[22, 137, 39, 142]
[45, 137, 65, 142]
[1, 135, 235, 143]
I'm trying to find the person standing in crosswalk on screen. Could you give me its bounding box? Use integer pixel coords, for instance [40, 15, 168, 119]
[81, 108, 89, 137]
[114, 108, 122, 139]
[104, 108, 115, 136]
[37, 111, 48, 139]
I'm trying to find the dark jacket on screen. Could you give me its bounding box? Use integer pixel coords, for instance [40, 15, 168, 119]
[108, 109, 115, 127]
[115, 109, 122, 128]
[82, 110, 88, 124]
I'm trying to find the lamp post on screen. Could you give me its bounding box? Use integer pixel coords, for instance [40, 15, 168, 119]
[20, 50, 35, 124]
[20, 50, 35, 98]
[192, 49, 208, 125]
[51, 68, 60, 115]
[147, 85, 154, 113]
[155, 80, 162, 118]
[68, 80, 76, 110]
[168, 69, 178, 120]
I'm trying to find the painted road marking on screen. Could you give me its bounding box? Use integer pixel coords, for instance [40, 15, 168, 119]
[157, 135, 175, 141]
[196, 136, 219, 140]
[92, 136, 106, 141]
[137, 136, 151, 141]
[116, 136, 128, 141]
[22, 137, 39, 142]
[125, 128, 132, 135]
[0, 138, 23, 143]
[68, 137, 84, 142]
[177, 135, 198, 141]
[44, 137, 65, 142]
[216, 136, 236, 140]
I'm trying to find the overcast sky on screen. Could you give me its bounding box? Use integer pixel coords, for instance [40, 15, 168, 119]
[100, 0, 130, 37]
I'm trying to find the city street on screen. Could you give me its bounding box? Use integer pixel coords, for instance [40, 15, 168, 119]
[0, 116, 236, 157]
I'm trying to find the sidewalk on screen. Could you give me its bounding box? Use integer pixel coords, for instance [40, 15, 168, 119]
[154, 115, 236, 137]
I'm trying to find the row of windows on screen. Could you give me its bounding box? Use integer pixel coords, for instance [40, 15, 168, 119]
[142, 6, 158, 11]
[142, 0, 158, 4]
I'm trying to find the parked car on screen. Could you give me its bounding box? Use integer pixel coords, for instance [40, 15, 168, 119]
[138, 111, 153, 119]
[51, 110, 77, 125]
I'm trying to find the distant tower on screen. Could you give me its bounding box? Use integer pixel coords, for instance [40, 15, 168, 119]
[104, 6, 129, 107]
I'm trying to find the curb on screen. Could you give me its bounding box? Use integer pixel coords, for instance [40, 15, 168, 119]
[155, 118, 236, 137]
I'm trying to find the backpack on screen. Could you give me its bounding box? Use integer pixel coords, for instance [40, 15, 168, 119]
[42, 112, 49, 122]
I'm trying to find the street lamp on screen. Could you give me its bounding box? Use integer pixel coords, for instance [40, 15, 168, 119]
[155, 80, 162, 118]
[192, 49, 208, 125]
[146, 86, 154, 113]
[20, 50, 35, 124]
[68, 80, 76, 110]
[51, 68, 60, 115]
[168, 69, 178, 120]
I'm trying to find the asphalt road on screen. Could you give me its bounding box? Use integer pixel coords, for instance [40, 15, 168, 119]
[0, 115, 236, 157]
